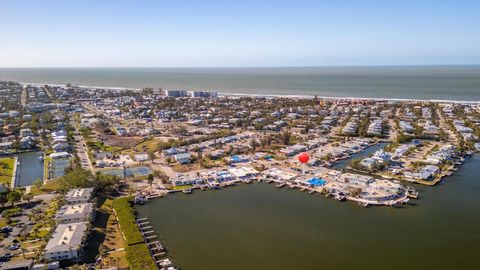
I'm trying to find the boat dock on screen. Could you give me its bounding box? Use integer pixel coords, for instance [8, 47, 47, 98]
[136, 217, 177, 270]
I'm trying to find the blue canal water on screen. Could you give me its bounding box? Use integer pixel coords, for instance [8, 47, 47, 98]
[15, 152, 44, 187]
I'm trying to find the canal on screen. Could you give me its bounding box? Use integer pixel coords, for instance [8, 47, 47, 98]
[136, 156, 480, 270]
[333, 142, 387, 170]
[15, 151, 44, 187]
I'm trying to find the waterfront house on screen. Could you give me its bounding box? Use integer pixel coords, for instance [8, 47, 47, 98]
[215, 170, 235, 182]
[426, 147, 453, 164]
[338, 173, 374, 186]
[44, 222, 89, 262]
[170, 173, 202, 186]
[228, 167, 258, 180]
[404, 165, 440, 181]
[263, 168, 298, 181]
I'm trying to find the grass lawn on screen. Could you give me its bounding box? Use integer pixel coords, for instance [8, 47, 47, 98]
[96, 198, 125, 247]
[29, 178, 62, 195]
[27, 228, 49, 239]
[43, 156, 51, 181]
[0, 218, 7, 227]
[169, 184, 193, 190]
[96, 198, 129, 268]
[121, 137, 162, 155]
[88, 140, 124, 153]
[106, 250, 129, 269]
[0, 157, 15, 185]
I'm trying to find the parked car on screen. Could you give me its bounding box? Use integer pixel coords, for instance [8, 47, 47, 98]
[9, 244, 20, 250]
[1, 226, 13, 233]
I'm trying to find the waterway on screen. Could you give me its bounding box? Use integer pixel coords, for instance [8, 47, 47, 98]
[15, 151, 44, 187]
[333, 142, 387, 170]
[136, 156, 480, 270]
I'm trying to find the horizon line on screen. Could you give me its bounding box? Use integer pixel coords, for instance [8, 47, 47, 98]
[1, 64, 480, 69]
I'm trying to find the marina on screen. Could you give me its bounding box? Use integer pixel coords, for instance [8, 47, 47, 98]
[136, 156, 480, 270]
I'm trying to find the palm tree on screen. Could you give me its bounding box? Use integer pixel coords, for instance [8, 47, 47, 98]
[33, 178, 43, 192]
[98, 244, 108, 266]
[7, 190, 21, 206]
[147, 174, 154, 187]
[33, 227, 40, 238]
[23, 193, 33, 204]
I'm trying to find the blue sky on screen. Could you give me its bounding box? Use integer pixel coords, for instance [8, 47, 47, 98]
[0, 0, 479, 67]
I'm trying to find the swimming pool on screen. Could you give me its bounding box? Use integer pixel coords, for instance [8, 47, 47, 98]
[307, 178, 327, 186]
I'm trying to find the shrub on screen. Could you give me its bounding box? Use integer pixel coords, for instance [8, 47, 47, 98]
[112, 197, 143, 245]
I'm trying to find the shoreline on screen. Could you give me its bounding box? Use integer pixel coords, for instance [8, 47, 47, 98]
[10, 156, 18, 188]
[16, 81, 480, 104]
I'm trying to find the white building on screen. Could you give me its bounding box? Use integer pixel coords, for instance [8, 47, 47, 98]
[55, 203, 95, 224]
[44, 222, 89, 262]
[189, 91, 218, 98]
[65, 188, 94, 204]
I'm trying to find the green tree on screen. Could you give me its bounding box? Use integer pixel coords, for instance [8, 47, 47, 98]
[94, 173, 120, 194]
[33, 178, 43, 191]
[23, 193, 33, 204]
[7, 190, 22, 206]
[147, 174, 154, 187]
[147, 150, 156, 163]
[59, 167, 94, 190]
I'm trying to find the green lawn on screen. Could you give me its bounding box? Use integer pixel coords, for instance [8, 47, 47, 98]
[87, 140, 124, 153]
[29, 178, 62, 195]
[0, 218, 7, 227]
[112, 197, 144, 245]
[121, 138, 160, 155]
[169, 184, 193, 190]
[0, 157, 15, 185]
[43, 156, 51, 181]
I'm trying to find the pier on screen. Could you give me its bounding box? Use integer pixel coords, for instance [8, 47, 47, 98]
[136, 217, 177, 270]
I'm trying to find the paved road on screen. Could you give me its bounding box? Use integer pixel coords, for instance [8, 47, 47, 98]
[70, 118, 94, 171]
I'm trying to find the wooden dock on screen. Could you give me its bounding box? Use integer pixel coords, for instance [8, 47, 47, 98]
[136, 217, 177, 270]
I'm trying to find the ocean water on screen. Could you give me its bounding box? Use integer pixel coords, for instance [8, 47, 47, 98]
[1, 66, 479, 101]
